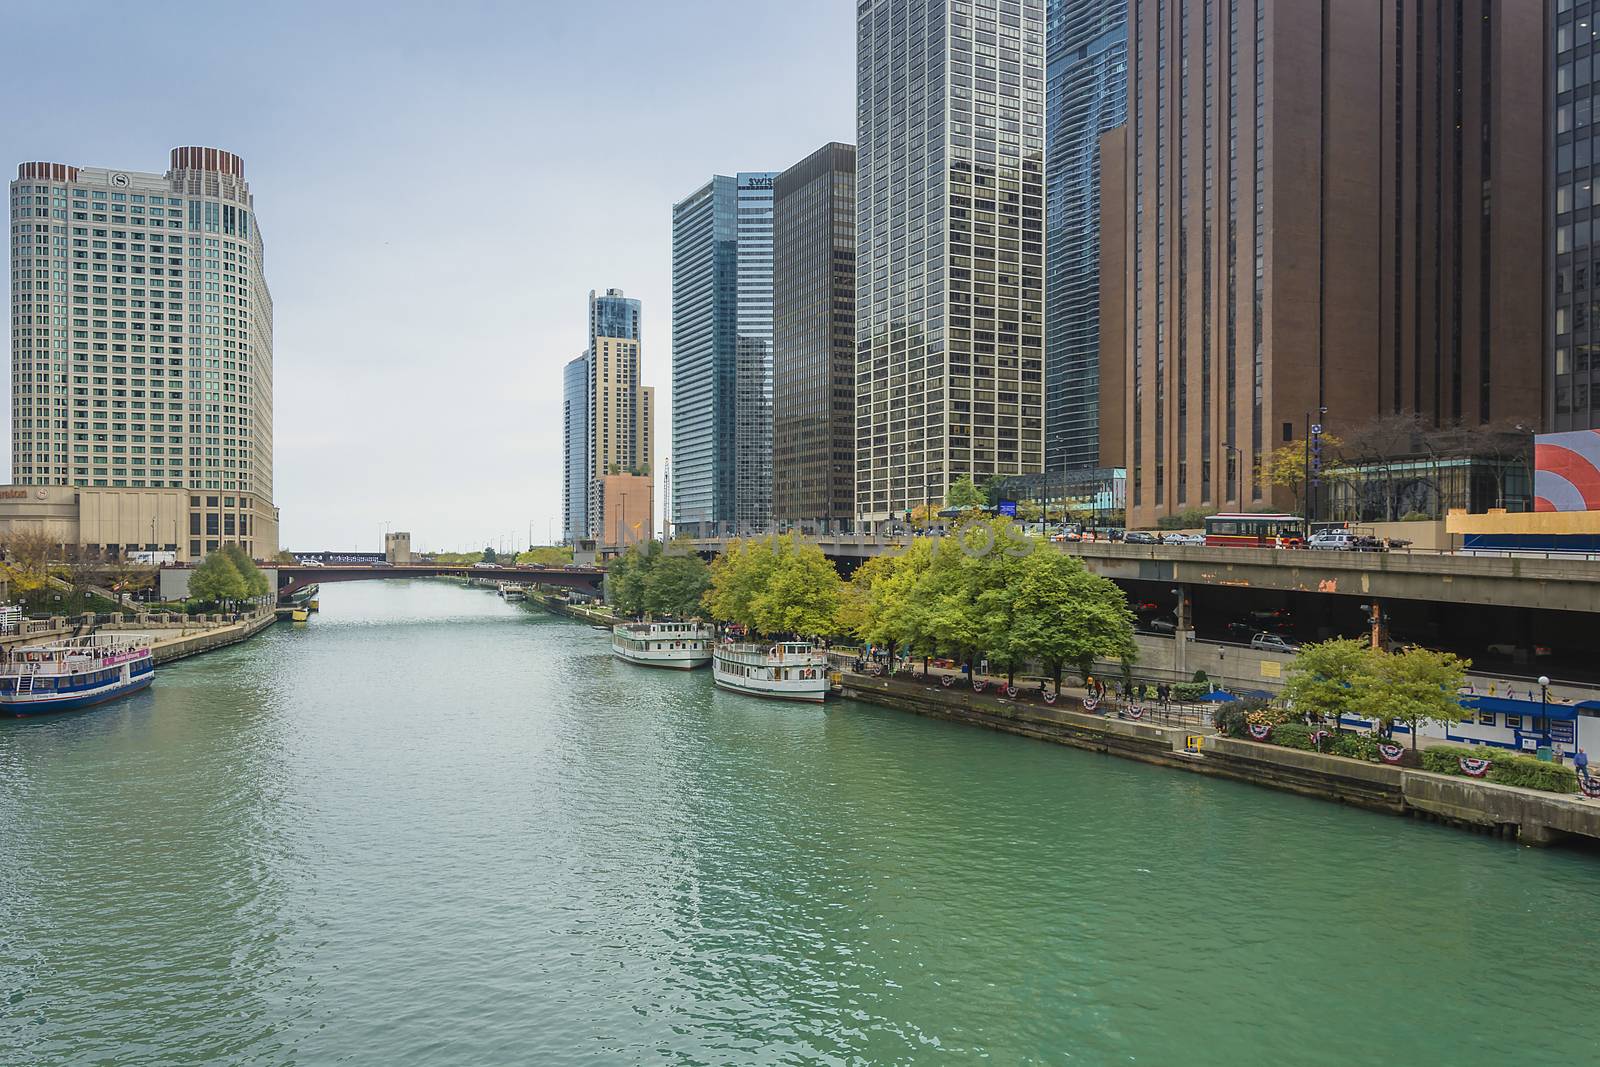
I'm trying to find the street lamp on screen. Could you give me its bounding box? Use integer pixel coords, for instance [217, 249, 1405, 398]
[1539, 675, 1551, 750]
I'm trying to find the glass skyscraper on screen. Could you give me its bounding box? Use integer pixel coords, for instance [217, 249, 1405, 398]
[856, 0, 1047, 527]
[735, 173, 777, 531]
[671, 173, 775, 536]
[1044, 0, 1126, 471]
[562, 353, 589, 542]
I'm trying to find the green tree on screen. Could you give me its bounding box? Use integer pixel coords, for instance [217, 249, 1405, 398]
[516, 545, 573, 567]
[704, 534, 839, 636]
[643, 552, 711, 619]
[222, 544, 270, 600]
[605, 541, 659, 618]
[838, 539, 936, 663]
[1361, 647, 1471, 748]
[944, 474, 985, 509]
[1282, 638, 1376, 730]
[189, 550, 248, 606]
[482, 545, 498, 564]
[1007, 548, 1139, 693]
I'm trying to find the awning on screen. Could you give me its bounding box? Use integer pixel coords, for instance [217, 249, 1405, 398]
[1460, 694, 1578, 721]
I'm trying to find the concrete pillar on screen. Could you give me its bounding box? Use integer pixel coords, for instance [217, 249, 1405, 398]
[1174, 583, 1192, 676]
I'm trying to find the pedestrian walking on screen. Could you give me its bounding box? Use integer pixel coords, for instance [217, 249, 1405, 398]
[1577, 747, 1591, 783]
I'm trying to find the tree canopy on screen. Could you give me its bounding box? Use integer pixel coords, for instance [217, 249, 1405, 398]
[606, 541, 711, 620]
[1360, 646, 1470, 747]
[944, 474, 985, 509]
[190, 545, 268, 606]
[1281, 638, 1373, 728]
[704, 533, 841, 637]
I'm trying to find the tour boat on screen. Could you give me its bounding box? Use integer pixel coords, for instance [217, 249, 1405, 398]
[0, 633, 155, 716]
[612, 620, 715, 670]
[712, 641, 832, 703]
[497, 583, 527, 602]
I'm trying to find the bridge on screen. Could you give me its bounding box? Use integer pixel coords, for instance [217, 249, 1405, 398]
[272, 563, 605, 599]
[684, 534, 1600, 613]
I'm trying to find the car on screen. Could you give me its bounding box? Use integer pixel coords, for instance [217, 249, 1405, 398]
[1147, 615, 1178, 635]
[1124, 530, 1158, 545]
[1161, 532, 1189, 545]
[371, 560, 393, 568]
[1307, 530, 1357, 550]
[1225, 620, 1258, 641]
[1131, 600, 1161, 614]
[1177, 532, 1206, 545]
[1250, 632, 1299, 653]
[297, 558, 324, 567]
[473, 561, 502, 569]
[1485, 642, 1552, 659]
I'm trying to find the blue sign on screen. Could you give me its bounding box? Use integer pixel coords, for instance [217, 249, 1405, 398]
[997, 500, 1018, 517]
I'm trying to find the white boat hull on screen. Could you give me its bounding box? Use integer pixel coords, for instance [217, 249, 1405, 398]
[712, 669, 830, 703]
[712, 643, 831, 703]
[613, 645, 712, 670]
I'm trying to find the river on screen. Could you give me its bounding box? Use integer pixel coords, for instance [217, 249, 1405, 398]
[2, 579, 1596, 1065]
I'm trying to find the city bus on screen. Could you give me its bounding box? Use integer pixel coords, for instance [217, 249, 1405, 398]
[1203, 513, 1307, 549]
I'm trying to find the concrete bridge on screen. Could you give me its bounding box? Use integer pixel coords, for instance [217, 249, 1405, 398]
[273, 563, 604, 599]
[684, 534, 1600, 614]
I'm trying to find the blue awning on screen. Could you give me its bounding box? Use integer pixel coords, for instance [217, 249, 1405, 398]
[1460, 694, 1577, 721]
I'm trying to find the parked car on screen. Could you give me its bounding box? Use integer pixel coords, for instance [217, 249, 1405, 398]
[1161, 532, 1189, 545]
[1176, 532, 1206, 545]
[1307, 530, 1358, 551]
[1250, 632, 1299, 653]
[1125, 530, 1159, 545]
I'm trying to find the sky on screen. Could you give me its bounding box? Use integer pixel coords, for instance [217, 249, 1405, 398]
[2, 0, 855, 553]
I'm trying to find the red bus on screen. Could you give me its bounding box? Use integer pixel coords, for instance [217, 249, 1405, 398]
[1203, 513, 1307, 549]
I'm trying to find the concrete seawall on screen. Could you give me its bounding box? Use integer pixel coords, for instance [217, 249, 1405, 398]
[148, 611, 278, 664]
[840, 674, 1600, 848]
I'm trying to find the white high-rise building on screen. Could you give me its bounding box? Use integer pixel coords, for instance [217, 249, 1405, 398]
[7, 147, 277, 558]
[855, 0, 1047, 527]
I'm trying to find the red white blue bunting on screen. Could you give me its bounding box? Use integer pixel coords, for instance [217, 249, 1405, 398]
[940, 674, 955, 688]
[1377, 742, 1406, 765]
[1123, 705, 1144, 721]
[972, 679, 987, 693]
[1247, 723, 1273, 741]
[1310, 730, 1331, 750]
[1459, 757, 1492, 778]
[1042, 690, 1057, 705]
[1006, 686, 1019, 698]
[1083, 694, 1099, 712]
[1580, 776, 1600, 799]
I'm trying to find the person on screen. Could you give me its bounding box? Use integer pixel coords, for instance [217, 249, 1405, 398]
[1577, 748, 1591, 783]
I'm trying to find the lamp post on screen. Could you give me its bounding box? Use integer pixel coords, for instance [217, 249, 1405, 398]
[1539, 675, 1551, 751]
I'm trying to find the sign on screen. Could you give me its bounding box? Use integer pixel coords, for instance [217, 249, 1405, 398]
[1521, 737, 1538, 751]
[997, 500, 1018, 517]
[1550, 719, 1576, 745]
[1260, 661, 1281, 679]
[0, 489, 24, 500]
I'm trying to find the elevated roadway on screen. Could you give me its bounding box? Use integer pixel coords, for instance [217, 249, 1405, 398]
[273, 563, 604, 599]
[684, 535, 1600, 613]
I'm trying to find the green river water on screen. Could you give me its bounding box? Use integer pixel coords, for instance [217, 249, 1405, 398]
[2, 579, 1597, 1066]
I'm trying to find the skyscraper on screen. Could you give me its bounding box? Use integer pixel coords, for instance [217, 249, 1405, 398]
[734, 172, 777, 531]
[8, 147, 278, 558]
[587, 331, 653, 539]
[671, 173, 775, 536]
[562, 353, 589, 543]
[1553, 4, 1600, 430]
[773, 143, 857, 531]
[1100, 1, 1542, 528]
[1044, 0, 1127, 471]
[856, 0, 1047, 529]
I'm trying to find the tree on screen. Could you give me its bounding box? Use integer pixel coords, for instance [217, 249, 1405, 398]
[838, 539, 936, 663]
[1006, 548, 1139, 693]
[945, 474, 985, 509]
[704, 533, 840, 637]
[516, 545, 573, 567]
[643, 553, 711, 619]
[1281, 638, 1375, 730]
[275, 550, 298, 564]
[189, 550, 248, 606]
[1, 526, 62, 611]
[106, 560, 156, 605]
[605, 541, 659, 618]
[1361, 647, 1470, 749]
[482, 545, 498, 564]
[1259, 434, 1345, 516]
[222, 544, 270, 600]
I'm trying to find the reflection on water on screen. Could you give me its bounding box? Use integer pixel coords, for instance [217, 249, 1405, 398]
[2, 579, 1597, 1066]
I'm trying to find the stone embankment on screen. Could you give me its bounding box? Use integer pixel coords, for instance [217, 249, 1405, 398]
[839, 672, 1600, 849]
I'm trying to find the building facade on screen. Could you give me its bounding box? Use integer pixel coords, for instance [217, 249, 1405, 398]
[594, 472, 653, 551]
[1044, 0, 1127, 471]
[1101, 1, 1543, 528]
[773, 143, 857, 532]
[856, 0, 1047, 528]
[8, 148, 278, 558]
[735, 173, 777, 531]
[586, 334, 654, 541]
[562, 353, 589, 543]
[1554, 3, 1600, 430]
[670, 174, 774, 536]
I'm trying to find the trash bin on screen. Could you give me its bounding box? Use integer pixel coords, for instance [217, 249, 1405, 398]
[1536, 745, 1553, 762]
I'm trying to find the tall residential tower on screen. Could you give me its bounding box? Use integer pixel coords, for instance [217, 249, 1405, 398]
[671, 173, 775, 536]
[8, 147, 277, 558]
[855, 0, 1047, 527]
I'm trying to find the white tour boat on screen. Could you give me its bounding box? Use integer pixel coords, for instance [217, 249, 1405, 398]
[612, 620, 715, 670]
[497, 582, 527, 602]
[712, 641, 832, 703]
[0, 632, 155, 716]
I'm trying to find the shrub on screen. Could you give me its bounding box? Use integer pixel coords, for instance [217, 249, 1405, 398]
[1487, 755, 1579, 794]
[1191, 669, 1209, 684]
[1271, 722, 1322, 751]
[1327, 732, 1387, 762]
[1173, 681, 1208, 702]
[1213, 703, 1248, 737]
[1420, 745, 1481, 776]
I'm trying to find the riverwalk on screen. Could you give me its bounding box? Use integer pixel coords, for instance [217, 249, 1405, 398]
[839, 669, 1600, 849]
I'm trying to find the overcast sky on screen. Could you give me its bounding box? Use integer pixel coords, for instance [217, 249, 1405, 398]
[2, 1, 854, 553]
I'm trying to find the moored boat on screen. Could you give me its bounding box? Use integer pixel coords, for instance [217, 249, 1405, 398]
[497, 582, 527, 602]
[0, 633, 155, 716]
[612, 620, 715, 670]
[712, 641, 831, 703]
